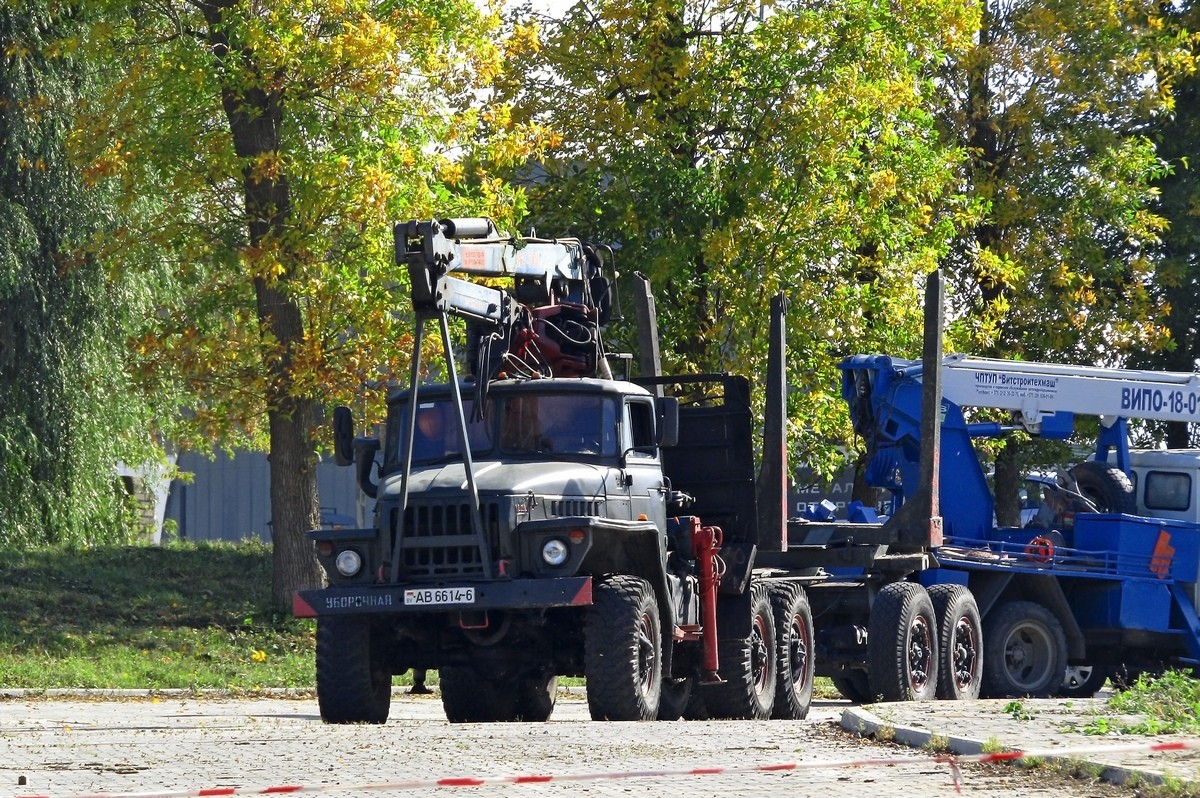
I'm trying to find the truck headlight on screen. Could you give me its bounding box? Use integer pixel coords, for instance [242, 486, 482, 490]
[541, 538, 569, 567]
[335, 549, 363, 577]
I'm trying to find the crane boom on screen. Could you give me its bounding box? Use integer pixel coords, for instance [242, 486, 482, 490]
[941, 354, 1200, 431]
[396, 218, 599, 315]
[395, 217, 614, 381]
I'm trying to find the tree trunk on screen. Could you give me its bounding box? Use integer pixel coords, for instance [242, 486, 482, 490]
[203, 2, 323, 605]
[993, 437, 1022, 527]
[266, 388, 323, 605]
[255, 275, 323, 605]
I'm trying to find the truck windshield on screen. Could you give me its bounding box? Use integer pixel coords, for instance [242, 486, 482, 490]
[498, 393, 618, 456]
[391, 398, 492, 466]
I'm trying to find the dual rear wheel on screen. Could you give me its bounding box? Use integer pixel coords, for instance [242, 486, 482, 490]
[839, 582, 982, 704]
[585, 576, 815, 721]
[868, 582, 939, 701]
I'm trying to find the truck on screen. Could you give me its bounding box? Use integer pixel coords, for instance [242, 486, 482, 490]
[292, 219, 962, 723]
[837, 326, 1200, 699]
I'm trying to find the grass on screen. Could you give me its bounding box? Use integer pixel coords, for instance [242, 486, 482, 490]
[0, 541, 325, 691]
[1082, 670, 1200, 736]
[0, 541, 861, 695]
[1003, 699, 1036, 721]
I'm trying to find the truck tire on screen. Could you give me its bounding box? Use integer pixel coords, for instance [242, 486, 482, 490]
[703, 580, 777, 719]
[1070, 461, 1136, 514]
[928, 584, 982, 700]
[832, 671, 875, 704]
[769, 583, 814, 719]
[868, 582, 938, 701]
[514, 672, 558, 721]
[657, 677, 693, 721]
[316, 616, 391, 724]
[1060, 665, 1106, 698]
[981, 601, 1067, 697]
[585, 575, 662, 721]
[440, 665, 519, 722]
[682, 684, 711, 720]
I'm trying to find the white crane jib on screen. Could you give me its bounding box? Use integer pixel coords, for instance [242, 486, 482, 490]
[940, 354, 1200, 433]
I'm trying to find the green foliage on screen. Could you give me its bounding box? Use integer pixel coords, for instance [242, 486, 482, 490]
[1131, 4, 1200, 448]
[1080, 715, 1115, 736]
[77, 0, 545, 450]
[1094, 670, 1200, 735]
[939, 0, 1190, 363]
[933, 0, 1193, 509]
[503, 0, 978, 471]
[0, 3, 164, 546]
[1004, 698, 1036, 721]
[71, 0, 549, 602]
[0, 541, 319, 689]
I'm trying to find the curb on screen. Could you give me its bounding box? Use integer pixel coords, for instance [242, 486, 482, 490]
[839, 705, 1166, 789]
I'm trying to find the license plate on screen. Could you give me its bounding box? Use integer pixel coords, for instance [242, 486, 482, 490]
[404, 587, 476, 606]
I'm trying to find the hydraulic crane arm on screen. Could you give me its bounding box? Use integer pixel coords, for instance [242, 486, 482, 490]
[941, 354, 1200, 432]
[395, 217, 614, 381]
[395, 217, 604, 318]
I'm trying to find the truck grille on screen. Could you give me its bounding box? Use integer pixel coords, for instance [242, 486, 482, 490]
[550, 499, 603, 517]
[391, 501, 502, 579]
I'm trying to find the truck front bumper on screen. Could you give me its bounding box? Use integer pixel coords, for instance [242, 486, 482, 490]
[292, 576, 593, 618]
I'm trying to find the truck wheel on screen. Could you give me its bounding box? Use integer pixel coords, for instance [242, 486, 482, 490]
[316, 616, 391, 724]
[585, 575, 662, 721]
[704, 581, 777, 719]
[514, 673, 558, 721]
[440, 665, 519, 722]
[657, 677, 693, 721]
[868, 582, 938, 701]
[1070, 461, 1136, 514]
[928, 584, 982, 700]
[1060, 665, 1106, 698]
[769, 583, 814, 719]
[832, 671, 875, 704]
[982, 601, 1067, 697]
[682, 685, 710, 720]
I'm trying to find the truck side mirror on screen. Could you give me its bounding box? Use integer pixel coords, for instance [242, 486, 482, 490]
[354, 437, 381, 499]
[333, 406, 354, 466]
[656, 396, 679, 448]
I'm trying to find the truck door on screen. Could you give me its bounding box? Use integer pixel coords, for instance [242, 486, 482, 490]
[624, 397, 668, 530]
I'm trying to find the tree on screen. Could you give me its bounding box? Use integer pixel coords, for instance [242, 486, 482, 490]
[78, 0, 543, 603]
[0, 3, 162, 546]
[502, 0, 977, 472]
[1134, 3, 1200, 448]
[939, 0, 1186, 359]
[933, 0, 1193, 519]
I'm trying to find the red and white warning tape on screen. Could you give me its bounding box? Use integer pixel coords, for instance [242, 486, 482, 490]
[15, 739, 1196, 798]
[938, 739, 1192, 793]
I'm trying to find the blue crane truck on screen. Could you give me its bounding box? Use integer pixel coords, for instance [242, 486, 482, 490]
[826, 297, 1200, 699]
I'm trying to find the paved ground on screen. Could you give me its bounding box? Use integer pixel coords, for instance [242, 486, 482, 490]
[0, 690, 1196, 798]
[844, 693, 1200, 788]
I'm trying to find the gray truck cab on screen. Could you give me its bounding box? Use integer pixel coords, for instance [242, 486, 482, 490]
[324, 377, 677, 591]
